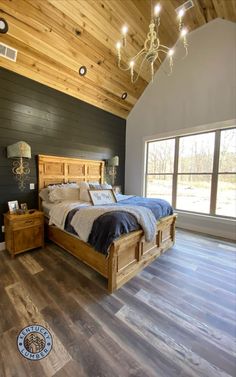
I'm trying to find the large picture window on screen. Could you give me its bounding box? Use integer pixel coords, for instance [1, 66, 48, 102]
[145, 127, 236, 219]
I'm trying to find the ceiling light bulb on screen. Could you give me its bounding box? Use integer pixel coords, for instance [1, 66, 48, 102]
[0, 18, 8, 34]
[122, 25, 128, 35]
[154, 4, 161, 16]
[79, 66, 87, 76]
[116, 41, 121, 50]
[130, 60, 134, 68]
[178, 8, 185, 18]
[168, 49, 174, 57]
[181, 28, 188, 37]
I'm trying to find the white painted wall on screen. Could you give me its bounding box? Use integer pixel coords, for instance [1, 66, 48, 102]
[126, 19, 236, 240]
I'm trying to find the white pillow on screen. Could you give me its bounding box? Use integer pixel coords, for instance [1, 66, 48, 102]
[66, 182, 79, 188]
[48, 182, 79, 189]
[78, 181, 90, 190]
[102, 183, 112, 189]
[78, 182, 89, 201]
[80, 188, 91, 202]
[48, 187, 79, 203]
[40, 182, 79, 203]
[89, 183, 112, 190]
[78, 182, 112, 202]
[39, 187, 50, 202]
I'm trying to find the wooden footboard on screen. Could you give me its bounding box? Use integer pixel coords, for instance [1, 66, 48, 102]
[108, 214, 177, 292]
[46, 214, 177, 293]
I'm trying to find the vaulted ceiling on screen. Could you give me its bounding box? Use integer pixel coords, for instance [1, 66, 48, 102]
[0, 0, 235, 118]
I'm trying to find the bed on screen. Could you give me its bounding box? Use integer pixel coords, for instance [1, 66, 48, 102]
[38, 154, 177, 293]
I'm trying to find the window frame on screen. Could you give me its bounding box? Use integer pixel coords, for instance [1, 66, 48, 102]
[145, 127, 236, 220]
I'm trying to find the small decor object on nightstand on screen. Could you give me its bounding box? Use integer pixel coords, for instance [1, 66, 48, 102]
[89, 189, 117, 205]
[8, 200, 19, 214]
[20, 203, 28, 213]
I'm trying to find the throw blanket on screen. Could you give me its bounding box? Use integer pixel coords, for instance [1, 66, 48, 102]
[70, 205, 157, 243]
[115, 195, 173, 219]
[88, 211, 141, 255]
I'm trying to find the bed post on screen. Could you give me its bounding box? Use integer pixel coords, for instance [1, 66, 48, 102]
[108, 245, 117, 293]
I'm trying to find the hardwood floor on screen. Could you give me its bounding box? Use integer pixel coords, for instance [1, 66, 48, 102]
[0, 229, 235, 377]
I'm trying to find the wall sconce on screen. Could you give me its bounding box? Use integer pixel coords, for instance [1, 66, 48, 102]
[106, 155, 119, 186]
[7, 141, 31, 191]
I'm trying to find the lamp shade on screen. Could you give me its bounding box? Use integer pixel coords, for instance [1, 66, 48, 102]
[108, 155, 119, 167]
[7, 141, 31, 159]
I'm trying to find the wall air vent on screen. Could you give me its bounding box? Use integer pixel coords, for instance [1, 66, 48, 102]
[175, 0, 194, 14]
[0, 42, 17, 62]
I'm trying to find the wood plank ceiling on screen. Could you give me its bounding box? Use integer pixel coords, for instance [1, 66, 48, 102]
[0, 0, 235, 119]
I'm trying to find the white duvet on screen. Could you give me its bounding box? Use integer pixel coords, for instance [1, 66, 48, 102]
[49, 199, 157, 243]
[49, 200, 90, 229]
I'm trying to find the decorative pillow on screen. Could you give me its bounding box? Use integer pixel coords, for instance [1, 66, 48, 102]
[78, 181, 90, 190]
[39, 187, 50, 202]
[66, 182, 79, 187]
[39, 182, 79, 203]
[89, 183, 112, 190]
[48, 182, 79, 189]
[77, 181, 89, 201]
[78, 182, 112, 202]
[48, 187, 79, 203]
[80, 188, 91, 202]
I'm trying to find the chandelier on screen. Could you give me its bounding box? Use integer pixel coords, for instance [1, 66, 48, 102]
[116, 3, 188, 83]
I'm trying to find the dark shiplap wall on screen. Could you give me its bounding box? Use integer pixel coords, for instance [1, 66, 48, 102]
[0, 68, 126, 242]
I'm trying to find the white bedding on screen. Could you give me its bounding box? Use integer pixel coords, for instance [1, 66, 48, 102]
[42, 194, 133, 218]
[48, 197, 156, 243]
[48, 200, 91, 230]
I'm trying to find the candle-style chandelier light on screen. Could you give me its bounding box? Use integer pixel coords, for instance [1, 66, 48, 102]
[116, 3, 189, 84]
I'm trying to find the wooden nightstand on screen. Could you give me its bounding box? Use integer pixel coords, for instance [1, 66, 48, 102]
[4, 210, 44, 257]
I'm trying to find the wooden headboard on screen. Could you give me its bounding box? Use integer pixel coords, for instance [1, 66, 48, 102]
[38, 154, 105, 190]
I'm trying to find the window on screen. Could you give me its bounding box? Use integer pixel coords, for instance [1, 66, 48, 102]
[145, 127, 236, 219]
[146, 139, 175, 203]
[216, 128, 236, 217]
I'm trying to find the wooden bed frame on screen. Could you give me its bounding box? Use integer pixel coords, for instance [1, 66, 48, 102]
[38, 154, 177, 293]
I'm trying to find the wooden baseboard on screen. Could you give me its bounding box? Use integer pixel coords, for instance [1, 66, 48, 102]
[176, 211, 236, 241]
[0, 242, 6, 251]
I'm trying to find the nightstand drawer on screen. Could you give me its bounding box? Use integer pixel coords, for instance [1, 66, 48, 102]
[13, 226, 43, 254]
[12, 217, 43, 230]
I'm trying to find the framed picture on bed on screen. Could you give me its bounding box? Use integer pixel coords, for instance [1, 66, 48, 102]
[89, 189, 117, 205]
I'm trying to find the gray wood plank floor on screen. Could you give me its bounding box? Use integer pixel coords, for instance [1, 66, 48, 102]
[0, 229, 235, 377]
